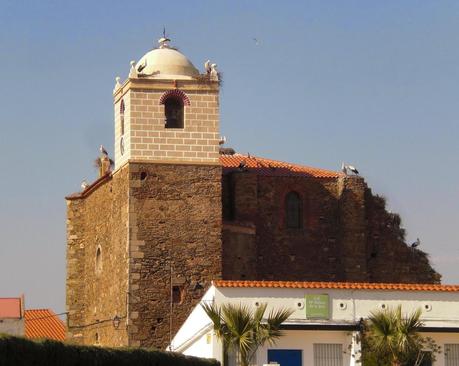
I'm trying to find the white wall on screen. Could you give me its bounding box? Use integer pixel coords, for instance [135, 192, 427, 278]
[214, 287, 459, 328]
[0, 318, 24, 336]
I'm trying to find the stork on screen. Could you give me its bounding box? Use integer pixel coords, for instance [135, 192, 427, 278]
[210, 63, 218, 81]
[137, 59, 147, 73]
[346, 164, 359, 175]
[204, 60, 211, 74]
[410, 238, 421, 248]
[99, 145, 108, 156]
[81, 180, 89, 190]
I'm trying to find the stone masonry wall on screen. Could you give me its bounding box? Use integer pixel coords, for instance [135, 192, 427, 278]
[364, 190, 441, 283]
[121, 87, 220, 166]
[127, 162, 222, 349]
[221, 171, 439, 284]
[66, 167, 130, 346]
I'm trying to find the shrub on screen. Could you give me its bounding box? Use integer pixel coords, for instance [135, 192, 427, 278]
[0, 334, 220, 366]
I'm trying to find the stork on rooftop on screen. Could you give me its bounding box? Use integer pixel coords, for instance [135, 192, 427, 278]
[411, 238, 421, 248]
[341, 162, 359, 175]
[81, 180, 89, 191]
[99, 145, 108, 156]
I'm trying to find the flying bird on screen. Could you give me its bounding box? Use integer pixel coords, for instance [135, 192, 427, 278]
[253, 38, 261, 46]
[410, 238, 421, 248]
[99, 145, 108, 156]
[204, 60, 211, 74]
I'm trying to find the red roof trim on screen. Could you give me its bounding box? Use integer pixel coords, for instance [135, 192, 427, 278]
[65, 173, 112, 200]
[212, 280, 459, 292]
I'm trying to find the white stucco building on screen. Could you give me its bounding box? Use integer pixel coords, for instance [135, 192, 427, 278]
[169, 280, 459, 366]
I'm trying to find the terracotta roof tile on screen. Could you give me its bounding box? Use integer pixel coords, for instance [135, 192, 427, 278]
[212, 280, 459, 292]
[24, 309, 66, 341]
[220, 154, 342, 178]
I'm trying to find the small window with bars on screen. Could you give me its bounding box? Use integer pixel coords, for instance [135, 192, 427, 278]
[445, 344, 459, 366]
[313, 344, 342, 366]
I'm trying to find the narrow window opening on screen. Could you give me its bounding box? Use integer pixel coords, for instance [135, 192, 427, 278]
[140, 172, 147, 181]
[172, 285, 184, 304]
[120, 100, 125, 135]
[95, 247, 102, 274]
[286, 191, 302, 228]
[164, 97, 184, 128]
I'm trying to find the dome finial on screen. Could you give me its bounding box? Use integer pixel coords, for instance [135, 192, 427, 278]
[158, 26, 171, 49]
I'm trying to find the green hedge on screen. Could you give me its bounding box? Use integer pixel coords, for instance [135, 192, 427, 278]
[0, 335, 220, 366]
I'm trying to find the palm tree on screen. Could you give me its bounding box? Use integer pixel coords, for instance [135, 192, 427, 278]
[201, 302, 293, 366]
[365, 305, 424, 366]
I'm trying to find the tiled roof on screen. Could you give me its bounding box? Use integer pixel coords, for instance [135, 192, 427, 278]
[213, 280, 459, 292]
[220, 154, 342, 178]
[24, 309, 66, 341]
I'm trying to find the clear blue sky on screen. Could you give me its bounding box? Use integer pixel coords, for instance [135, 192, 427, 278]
[1, 1, 458, 313]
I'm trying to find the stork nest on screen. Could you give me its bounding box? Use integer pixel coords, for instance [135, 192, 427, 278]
[194, 72, 223, 87]
[93, 157, 114, 170]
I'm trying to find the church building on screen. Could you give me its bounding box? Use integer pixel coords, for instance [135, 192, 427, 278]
[65, 37, 439, 349]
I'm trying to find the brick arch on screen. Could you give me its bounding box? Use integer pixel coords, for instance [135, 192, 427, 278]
[158, 89, 191, 106]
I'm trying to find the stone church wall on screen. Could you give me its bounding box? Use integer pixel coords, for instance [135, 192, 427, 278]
[66, 167, 130, 346]
[126, 162, 222, 349]
[221, 171, 440, 284]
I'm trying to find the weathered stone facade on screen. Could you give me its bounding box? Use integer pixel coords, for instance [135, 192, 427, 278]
[127, 162, 222, 348]
[66, 162, 222, 349]
[221, 170, 440, 284]
[66, 167, 130, 346]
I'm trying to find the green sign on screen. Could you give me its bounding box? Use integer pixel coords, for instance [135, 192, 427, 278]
[305, 294, 329, 319]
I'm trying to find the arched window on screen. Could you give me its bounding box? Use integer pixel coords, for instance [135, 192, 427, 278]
[120, 100, 125, 135]
[164, 97, 184, 128]
[286, 191, 302, 228]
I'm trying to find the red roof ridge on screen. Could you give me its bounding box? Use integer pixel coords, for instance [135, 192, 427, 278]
[65, 173, 112, 200]
[212, 280, 459, 292]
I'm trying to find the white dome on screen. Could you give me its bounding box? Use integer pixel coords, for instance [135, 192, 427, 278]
[136, 47, 199, 80]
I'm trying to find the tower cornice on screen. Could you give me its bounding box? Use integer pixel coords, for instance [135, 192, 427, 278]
[113, 77, 219, 103]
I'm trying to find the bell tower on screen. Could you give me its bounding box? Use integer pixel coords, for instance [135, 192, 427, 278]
[111, 37, 222, 349]
[113, 37, 220, 170]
